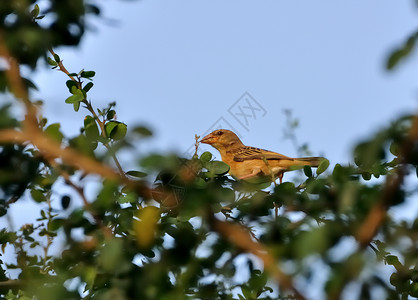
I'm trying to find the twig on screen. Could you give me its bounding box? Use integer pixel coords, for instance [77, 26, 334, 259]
[194, 134, 200, 157]
[41, 191, 53, 273]
[48, 48, 78, 83]
[59, 169, 112, 237]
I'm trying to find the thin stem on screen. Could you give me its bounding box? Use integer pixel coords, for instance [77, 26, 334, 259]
[194, 134, 200, 156]
[48, 48, 126, 177]
[41, 191, 53, 273]
[59, 167, 112, 238]
[83, 101, 125, 175]
[48, 47, 78, 84]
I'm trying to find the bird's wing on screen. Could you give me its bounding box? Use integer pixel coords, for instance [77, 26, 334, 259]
[233, 146, 294, 162]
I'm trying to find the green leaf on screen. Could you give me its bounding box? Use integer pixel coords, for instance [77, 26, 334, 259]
[105, 121, 117, 137]
[31, 189, 46, 203]
[126, 170, 147, 178]
[106, 110, 116, 120]
[133, 126, 153, 137]
[81, 71, 96, 78]
[70, 85, 81, 95]
[0, 229, 18, 244]
[386, 33, 418, 70]
[31, 4, 40, 19]
[410, 283, 418, 298]
[53, 54, 60, 63]
[23, 77, 38, 91]
[73, 101, 81, 112]
[389, 272, 410, 291]
[200, 151, 212, 163]
[361, 172, 372, 181]
[294, 226, 329, 258]
[112, 125, 126, 140]
[316, 158, 330, 175]
[204, 160, 230, 175]
[47, 57, 57, 67]
[48, 218, 64, 231]
[83, 82, 94, 92]
[389, 142, 400, 157]
[332, 163, 343, 177]
[44, 123, 64, 143]
[241, 286, 252, 299]
[94, 181, 119, 211]
[387, 50, 403, 70]
[66, 80, 77, 92]
[105, 121, 127, 140]
[69, 134, 95, 157]
[82, 267, 97, 292]
[274, 181, 296, 194]
[97, 238, 126, 272]
[385, 255, 401, 267]
[303, 165, 313, 178]
[0, 207, 6, 217]
[84, 116, 100, 140]
[118, 192, 137, 204]
[65, 93, 84, 104]
[140, 154, 179, 170]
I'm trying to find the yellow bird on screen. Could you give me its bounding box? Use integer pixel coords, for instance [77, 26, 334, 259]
[200, 129, 324, 184]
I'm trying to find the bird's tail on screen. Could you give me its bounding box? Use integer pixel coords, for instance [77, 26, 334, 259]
[294, 157, 324, 167]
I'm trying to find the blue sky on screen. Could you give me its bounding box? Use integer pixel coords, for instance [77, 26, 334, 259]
[34, 1, 418, 166]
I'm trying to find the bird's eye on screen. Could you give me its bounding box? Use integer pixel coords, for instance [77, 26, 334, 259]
[216, 131, 223, 136]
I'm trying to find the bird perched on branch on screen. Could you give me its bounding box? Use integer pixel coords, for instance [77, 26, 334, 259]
[200, 129, 324, 184]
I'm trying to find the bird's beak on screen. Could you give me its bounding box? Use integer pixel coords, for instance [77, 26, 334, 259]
[200, 133, 216, 144]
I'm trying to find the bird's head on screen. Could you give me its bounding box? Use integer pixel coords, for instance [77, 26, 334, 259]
[200, 129, 243, 150]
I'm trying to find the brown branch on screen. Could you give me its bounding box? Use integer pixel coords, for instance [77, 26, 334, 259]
[0, 128, 151, 195]
[214, 219, 306, 300]
[0, 129, 121, 181]
[0, 280, 23, 292]
[0, 31, 30, 104]
[0, 30, 39, 133]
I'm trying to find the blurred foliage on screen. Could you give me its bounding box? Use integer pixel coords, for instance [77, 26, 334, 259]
[0, 1, 417, 300]
[386, 28, 418, 70]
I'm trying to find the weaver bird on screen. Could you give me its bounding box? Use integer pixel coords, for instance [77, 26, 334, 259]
[200, 129, 324, 184]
